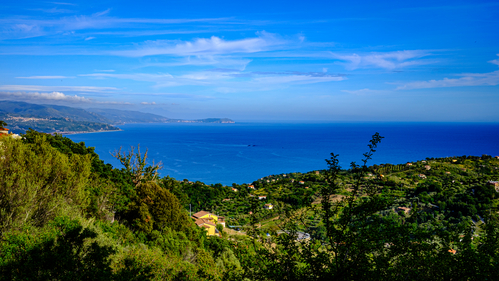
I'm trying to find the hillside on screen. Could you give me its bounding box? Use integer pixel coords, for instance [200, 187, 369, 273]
[0, 131, 498, 280]
[0, 100, 234, 133]
[88, 108, 171, 124]
[0, 101, 111, 123]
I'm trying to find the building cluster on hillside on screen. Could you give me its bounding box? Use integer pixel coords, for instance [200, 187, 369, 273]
[191, 211, 225, 237]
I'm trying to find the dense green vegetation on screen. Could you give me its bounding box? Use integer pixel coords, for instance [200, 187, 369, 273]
[1, 129, 498, 280]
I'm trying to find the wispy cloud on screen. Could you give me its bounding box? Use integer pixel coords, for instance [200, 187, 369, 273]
[341, 88, 386, 95]
[81, 69, 345, 89]
[140, 101, 156, 105]
[397, 56, 499, 90]
[0, 12, 230, 40]
[84, 36, 95, 41]
[93, 9, 111, 17]
[16, 75, 75, 79]
[0, 85, 118, 92]
[489, 54, 499, 66]
[332, 50, 434, 70]
[143, 56, 252, 70]
[49, 2, 78, 6]
[0, 91, 92, 103]
[81, 73, 174, 82]
[396, 71, 499, 90]
[252, 74, 345, 85]
[112, 31, 285, 57]
[30, 7, 75, 14]
[150, 93, 215, 99]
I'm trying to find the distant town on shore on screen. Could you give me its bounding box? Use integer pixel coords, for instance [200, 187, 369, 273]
[0, 100, 234, 134]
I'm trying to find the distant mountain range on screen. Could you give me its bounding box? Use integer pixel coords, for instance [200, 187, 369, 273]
[0, 101, 234, 134]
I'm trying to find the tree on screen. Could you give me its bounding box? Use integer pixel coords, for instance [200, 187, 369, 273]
[0, 135, 92, 234]
[112, 145, 162, 187]
[0, 120, 7, 128]
[122, 181, 189, 233]
[113, 146, 190, 234]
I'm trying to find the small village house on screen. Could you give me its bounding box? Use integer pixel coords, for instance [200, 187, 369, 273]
[194, 218, 220, 237]
[192, 211, 225, 236]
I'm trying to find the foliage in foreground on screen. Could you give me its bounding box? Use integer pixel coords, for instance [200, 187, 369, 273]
[0, 129, 498, 280]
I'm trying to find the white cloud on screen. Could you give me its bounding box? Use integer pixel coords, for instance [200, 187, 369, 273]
[50, 2, 78, 6]
[0, 91, 133, 105]
[140, 101, 157, 105]
[30, 7, 75, 14]
[146, 56, 251, 70]
[489, 54, 499, 66]
[81, 73, 174, 82]
[84, 36, 96, 41]
[332, 50, 433, 70]
[81, 69, 345, 89]
[81, 72, 216, 88]
[396, 55, 499, 90]
[0, 85, 118, 92]
[112, 32, 285, 57]
[252, 74, 345, 85]
[0, 13, 229, 40]
[396, 71, 499, 90]
[0, 91, 92, 102]
[16, 76, 74, 79]
[93, 9, 111, 17]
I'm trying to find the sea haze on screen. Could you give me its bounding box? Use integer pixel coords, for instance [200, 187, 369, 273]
[67, 122, 499, 185]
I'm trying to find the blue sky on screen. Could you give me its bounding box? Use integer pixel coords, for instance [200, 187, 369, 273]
[0, 0, 498, 121]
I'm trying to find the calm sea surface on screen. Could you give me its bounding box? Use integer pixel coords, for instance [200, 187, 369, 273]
[67, 122, 499, 185]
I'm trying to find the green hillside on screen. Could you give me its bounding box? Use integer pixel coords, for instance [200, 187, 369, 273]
[0, 130, 498, 280]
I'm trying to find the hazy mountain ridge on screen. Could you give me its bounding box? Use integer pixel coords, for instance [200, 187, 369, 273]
[0, 101, 111, 123]
[0, 101, 234, 133]
[87, 108, 171, 124]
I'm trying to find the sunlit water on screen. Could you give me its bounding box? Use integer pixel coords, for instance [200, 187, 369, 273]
[67, 122, 499, 185]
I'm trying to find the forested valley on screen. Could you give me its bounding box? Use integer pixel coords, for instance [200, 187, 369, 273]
[1, 130, 499, 280]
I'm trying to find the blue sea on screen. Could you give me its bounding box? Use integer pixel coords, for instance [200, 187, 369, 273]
[67, 122, 499, 185]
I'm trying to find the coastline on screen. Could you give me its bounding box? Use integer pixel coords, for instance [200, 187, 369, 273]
[57, 128, 123, 135]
